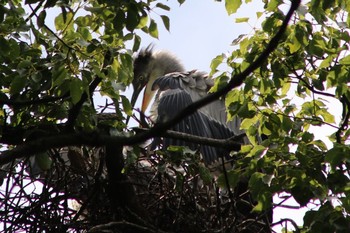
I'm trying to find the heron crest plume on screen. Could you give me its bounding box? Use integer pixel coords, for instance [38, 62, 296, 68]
[134, 45, 186, 80]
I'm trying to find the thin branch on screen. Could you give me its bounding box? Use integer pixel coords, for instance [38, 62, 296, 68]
[88, 220, 170, 233]
[284, 58, 335, 98]
[65, 49, 113, 130]
[271, 218, 300, 233]
[336, 95, 350, 143]
[291, 73, 335, 98]
[25, 1, 45, 23]
[0, 94, 69, 107]
[65, 76, 102, 131]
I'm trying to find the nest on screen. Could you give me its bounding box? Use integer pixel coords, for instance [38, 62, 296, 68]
[0, 146, 271, 232]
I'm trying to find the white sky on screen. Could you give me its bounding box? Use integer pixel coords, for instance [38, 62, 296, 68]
[133, 0, 263, 72]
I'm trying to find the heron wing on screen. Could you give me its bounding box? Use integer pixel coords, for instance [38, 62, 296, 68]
[152, 75, 244, 164]
[153, 71, 246, 138]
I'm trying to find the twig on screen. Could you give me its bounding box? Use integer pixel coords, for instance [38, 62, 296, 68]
[0, 94, 69, 107]
[336, 95, 350, 143]
[88, 220, 171, 233]
[271, 218, 300, 233]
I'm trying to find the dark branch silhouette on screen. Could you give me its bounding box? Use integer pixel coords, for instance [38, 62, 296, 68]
[0, 94, 69, 107]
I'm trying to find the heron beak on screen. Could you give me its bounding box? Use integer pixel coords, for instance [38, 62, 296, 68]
[141, 83, 153, 113]
[130, 82, 153, 113]
[127, 83, 144, 125]
[130, 86, 141, 111]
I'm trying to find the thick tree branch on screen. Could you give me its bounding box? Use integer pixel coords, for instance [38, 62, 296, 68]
[0, 129, 243, 165]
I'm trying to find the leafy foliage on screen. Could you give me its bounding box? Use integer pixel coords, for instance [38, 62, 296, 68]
[1, 0, 350, 232]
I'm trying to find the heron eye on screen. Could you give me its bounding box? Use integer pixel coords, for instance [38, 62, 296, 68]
[139, 75, 146, 83]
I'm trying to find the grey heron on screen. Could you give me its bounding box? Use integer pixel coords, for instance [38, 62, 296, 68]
[130, 45, 247, 165]
[130, 46, 272, 232]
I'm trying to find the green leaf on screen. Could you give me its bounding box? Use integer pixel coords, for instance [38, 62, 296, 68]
[17, 60, 32, 69]
[241, 117, 258, 130]
[133, 34, 141, 52]
[256, 11, 263, 19]
[247, 145, 266, 158]
[225, 0, 242, 15]
[10, 76, 26, 95]
[70, 78, 84, 104]
[37, 10, 46, 28]
[126, 5, 139, 32]
[121, 95, 132, 116]
[339, 54, 350, 65]
[137, 15, 148, 29]
[235, 17, 249, 23]
[281, 81, 291, 95]
[54, 12, 73, 31]
[248, 172, 265, 196]
[160, 15, 170, 31]
[198, 166, 213, 185]
[217, 170, 240, 189]
[175, 172, 184, 192]
[149, 19, 158, 38]
[209, 54, 224, 75]
[156, 3, 171, 11]
[266, 0, 282, 11]
[114, 10, 125, 31]
[209, 74, 229, 92]
[325, 145, 349, 170]
[35, 153, 52, 171]
[52, 65, 68, 87]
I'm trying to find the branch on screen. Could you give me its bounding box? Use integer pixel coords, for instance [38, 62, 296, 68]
[336, 95, 350, 143]
[0, 129, 243, 165]
[156, 128, 243, 150]
[288, 67, 335, 98]
[65, 49, 114, 130]
[65, 76, 102, 131]
[88, 220, 170, 233]
[271, 218, 300, 233]
[0, 94, 69, 107]
[130, 0, 302, 144]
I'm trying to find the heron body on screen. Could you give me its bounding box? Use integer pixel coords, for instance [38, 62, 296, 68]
[131, 46, 272, 231]
[131, 46, 246, 165]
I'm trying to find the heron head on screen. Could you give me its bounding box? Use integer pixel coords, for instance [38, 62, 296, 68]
[131, 45, 185, 114]
[131, 45, 155, 113]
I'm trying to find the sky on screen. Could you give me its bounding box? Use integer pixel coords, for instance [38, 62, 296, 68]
[134, 0, 263, 72]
